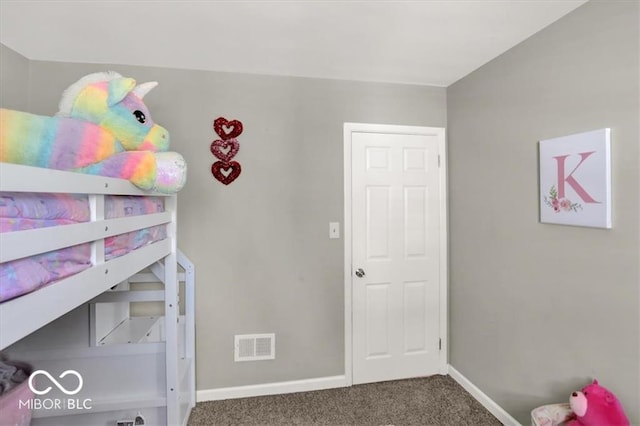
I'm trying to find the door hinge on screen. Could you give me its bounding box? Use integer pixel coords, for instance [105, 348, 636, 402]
[438, 155, 441, 167]
[439, 338, 442, 350]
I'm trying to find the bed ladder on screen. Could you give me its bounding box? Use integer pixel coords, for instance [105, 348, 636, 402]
[88, 249, 195, 426]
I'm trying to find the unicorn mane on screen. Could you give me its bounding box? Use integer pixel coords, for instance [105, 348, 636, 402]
[57, 71, 123, 116]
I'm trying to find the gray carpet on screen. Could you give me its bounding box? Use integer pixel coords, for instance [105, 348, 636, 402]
[188, 374, 503, 425]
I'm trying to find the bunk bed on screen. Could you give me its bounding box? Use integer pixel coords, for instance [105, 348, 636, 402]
[0, 162, 195, 426]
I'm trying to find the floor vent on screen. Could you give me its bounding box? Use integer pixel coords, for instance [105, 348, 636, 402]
[234, 333, 275, 362]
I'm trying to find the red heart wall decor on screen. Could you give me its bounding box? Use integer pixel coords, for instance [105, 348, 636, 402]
[211, 161, 242, 185]
[213, 117, 243, 140]
[210, 138, 240, 162]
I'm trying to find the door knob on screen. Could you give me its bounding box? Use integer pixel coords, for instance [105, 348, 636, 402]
[355, 268, 365, 278]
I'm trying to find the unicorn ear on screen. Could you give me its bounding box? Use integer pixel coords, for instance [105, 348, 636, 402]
[132, 82, 158, 99]
[107, 77, 136, 106]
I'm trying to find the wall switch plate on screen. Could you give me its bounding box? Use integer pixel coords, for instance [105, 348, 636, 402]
[329, 222, 340, 239]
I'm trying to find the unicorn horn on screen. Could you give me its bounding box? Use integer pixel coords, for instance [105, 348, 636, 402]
[132, 81, 158, 99]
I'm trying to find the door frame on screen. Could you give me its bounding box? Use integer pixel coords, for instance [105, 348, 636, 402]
[343, 122, 448, 386]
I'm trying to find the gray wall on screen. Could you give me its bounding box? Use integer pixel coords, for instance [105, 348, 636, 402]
[9, 55, 446, 390]
[447, 1, 639, 424]
[0, 45, 29, 110]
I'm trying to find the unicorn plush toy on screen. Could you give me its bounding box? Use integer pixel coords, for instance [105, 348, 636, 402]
[0, 71, 186, 193]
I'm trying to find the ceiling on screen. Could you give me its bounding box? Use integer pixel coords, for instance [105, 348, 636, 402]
[0, 0, 587, 87]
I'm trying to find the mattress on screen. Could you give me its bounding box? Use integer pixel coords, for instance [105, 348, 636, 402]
[0, 192, 166, 302]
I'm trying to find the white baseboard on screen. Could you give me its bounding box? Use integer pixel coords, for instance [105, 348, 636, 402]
[197, 375, 348, 402]
[448, 365, 522, 426]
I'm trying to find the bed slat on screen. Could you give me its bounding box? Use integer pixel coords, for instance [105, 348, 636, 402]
[0, 163, 152, 195]
[0, 212, 171, 263]
[0, 239, 171, 350]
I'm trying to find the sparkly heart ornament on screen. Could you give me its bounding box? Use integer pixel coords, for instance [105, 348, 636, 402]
[210, 138, 240, 162]
[213, 117, 243, 140]
[211, 161, 241, 185]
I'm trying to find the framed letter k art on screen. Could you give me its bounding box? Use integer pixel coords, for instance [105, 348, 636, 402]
[539, 128, 611, 229]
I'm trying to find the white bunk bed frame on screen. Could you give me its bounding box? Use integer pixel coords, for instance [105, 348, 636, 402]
[0, 163, 195, 426]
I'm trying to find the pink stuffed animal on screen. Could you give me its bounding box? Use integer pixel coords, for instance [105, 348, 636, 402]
[567, 380, 629, 426]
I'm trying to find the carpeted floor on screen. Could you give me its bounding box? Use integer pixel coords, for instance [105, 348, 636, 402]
[188, 374, 503, 425]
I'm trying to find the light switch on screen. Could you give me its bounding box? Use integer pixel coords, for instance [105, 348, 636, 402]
[329, 222, 340, 239]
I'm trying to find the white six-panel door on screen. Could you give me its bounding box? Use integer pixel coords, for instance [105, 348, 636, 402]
[344, 124, 446, 385]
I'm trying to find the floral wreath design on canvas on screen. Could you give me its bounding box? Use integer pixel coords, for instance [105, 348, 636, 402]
[543, 185, 582, 213]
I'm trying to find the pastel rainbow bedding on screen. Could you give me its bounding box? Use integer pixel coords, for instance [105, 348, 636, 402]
[0, 193, 166, 302]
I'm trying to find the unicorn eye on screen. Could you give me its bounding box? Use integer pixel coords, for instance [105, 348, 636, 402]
[133, 110, 146, 123]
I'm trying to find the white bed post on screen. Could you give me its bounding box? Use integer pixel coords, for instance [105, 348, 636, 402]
[164, 194, 179, 425]
[88, 194, 105, 346]
[179, 249, 197, 411]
